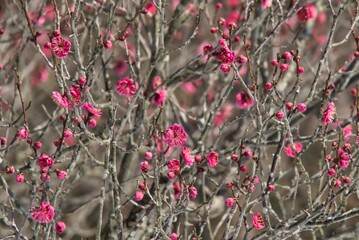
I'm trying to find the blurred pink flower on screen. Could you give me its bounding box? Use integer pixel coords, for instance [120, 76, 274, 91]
[226, 10, 240, 28]
[214, 104, 233, 127]
[297, 4, 317, 23]
[114, 60, 128, 75]
[153, 89, 167, 106]
[181, 82, 197, 94]
[32, 68, 48, 86]
[226, 0, 241, 7]
[236, 92, 254, 109]
[261, 0, 272, 9]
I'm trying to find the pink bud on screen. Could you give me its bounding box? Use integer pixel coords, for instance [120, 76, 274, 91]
[253, 175, 259, 184]
[271, 59, 278, 67]
[53, 29, 61, 37]
[280, 63, 289, 72]
[0, 137, 7, 146]
[55, 221, 66, 233]
[265, 82, 272, 90]
[210, 27, 218, 34]
[220, 63, 230, 73]
[215, 3, 222, 12]
[328, 168, 336, 177]
[56, 169, 68, 180]
[34, 141, 42, 149]
[44, 42, 52, 49]
[140, 161, 150, 172]
[342, 176, 351, 184]
[195, 155, 202, 163]
[169, 233, 179, 240]
[167, 171, 176, 180]
[276, 111, 285, 120]
[267, 184, 275, 192]
[225, 197, 236, 207]
[79, 77, 86, 85]
[231, 154, 238, 161]
[16, 173, 25, 183]
[237, 55, 248, 64]
[104, 40, 112, 49]
[297, 66, 305, 74]
[297, 103, 307, 113]
[240, 165, 247, 172]
[282, 51, 292, 60]
[144, 151, 153, 160]
[134, 191, 144, 201]
[189, 186, 198, 199]
[334, 179, 342, 187]
[17, 128, 29, 140]
[88, 118, 97, 128]
[138, 182, 146, 190]
[243, 150, 252, 158]
[218, 38, 226, 46]
[63, 129, 73, 138]
[286, 102, 294, 111]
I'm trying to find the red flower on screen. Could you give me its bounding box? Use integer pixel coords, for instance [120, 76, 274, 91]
[163, 124, 188, 147]
[207, 151, 219, 167]
[167, 159, 181, 171]
[188, 186, 198, 199]
[216, 47, 235, 63]
[38, 153, 54, 169]
[51, 36, 71, 59]
[181, 146, 194, 166]
[82, 102, 102, 119]
[173, 181, 181, 199]
[52, 91, 73, 110]
[284, 142, 303, 158]
[116, 77, 137, 97]
[30, 201, 55, 223]
[322, 102, 336, 125]
[253, 212, 265, 230]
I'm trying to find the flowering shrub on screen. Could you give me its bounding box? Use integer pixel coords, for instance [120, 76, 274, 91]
[0, 0, 359, 239]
